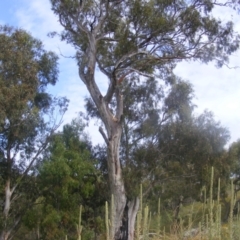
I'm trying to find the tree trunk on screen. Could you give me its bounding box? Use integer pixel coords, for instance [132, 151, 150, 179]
[107, 123, 127, 239]
[106, 123, 139, 239]
[1, 179, 12, 240]
[128, 198, 140, 240]
[94, 91, 139, 239]
[3, 179, 12, 218]
[77, 26, 139, 239]
[0, 231, 10, 240]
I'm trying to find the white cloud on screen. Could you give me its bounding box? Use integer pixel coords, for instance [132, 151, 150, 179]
[16, 0, 73, 54]
[175, 53, 240, 145]
[172, 4, 240, 146]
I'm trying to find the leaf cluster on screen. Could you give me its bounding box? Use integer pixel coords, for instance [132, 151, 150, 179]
[50, 0, 240, 79]
[0, 25, 59, 157]
[0, 25, 68, 240]
[25, 120, 106, 240]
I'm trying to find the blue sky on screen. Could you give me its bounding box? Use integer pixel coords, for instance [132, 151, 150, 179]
[1, 0, 240, 146]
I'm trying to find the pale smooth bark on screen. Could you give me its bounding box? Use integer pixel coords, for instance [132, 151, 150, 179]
[3, 179, 12, 218]
[128, 198, 140, 240]
[0, 231, 10, 240]
[74, 14, 135, 236]
[83, 70, 128, 238]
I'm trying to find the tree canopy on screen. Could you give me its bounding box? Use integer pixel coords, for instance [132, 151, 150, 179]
[0, 25, 68, 240]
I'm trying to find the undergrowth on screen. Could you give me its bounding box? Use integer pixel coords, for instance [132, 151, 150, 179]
[70, 167, 240, 239]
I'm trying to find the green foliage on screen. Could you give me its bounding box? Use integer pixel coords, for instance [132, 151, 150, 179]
[0, 25, 68, 239]
[0, 25, 63, 158]
[85, 74, 232, 207]
[19, 119, 106, 240]
[119, 76, 231, 205]
[51, 0, 239, 74]
[0, 25, 58, 121]
[228, 140, 240, 176]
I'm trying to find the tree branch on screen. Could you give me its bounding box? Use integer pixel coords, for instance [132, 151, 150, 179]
[99, 126, 109, 144]
[116, 90, 123, 122]
[93, 1, 109, 36]
[114, 51, 149, 70]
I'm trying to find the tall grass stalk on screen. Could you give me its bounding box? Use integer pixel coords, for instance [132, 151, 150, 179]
[229, 179, 235, 240]
[216, 178, 221, 239]
[179, 217, 183, 239]
[157, 198, 161, 238]
[143, 206, 149, 240]
[140, 184, 143, 220]
[202, 185, 207, 228]
[209, 167, 214, 240]
[105, 201, 109, 240]
[136, 184, 143, 240]
[188, 203, 194, 231]
[206, 213, 209, 234]
[111, 194, 114, 234]
[199, 221, 202, 239]
[136, 210, 141, 240]
[238, 202, 240, 221]
[148, 211, 152, 237]
[74, 168, 240, 240]
[76, 205, 83, 240]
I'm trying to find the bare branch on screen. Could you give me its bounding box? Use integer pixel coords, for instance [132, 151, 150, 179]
[72, 15, 89, 34]
[116, 91, 123, 122]
[114, 51, 149, 70]
[97, 36, 118, 42]
[58, 47, 75, 59]
[10, 116, 63, 197]
[93, 1, 109, 36]
[96, 57, 112, 78]
[125, 67, 154, 79]
[103, 67, 118, 104]
[99, 126, 109, 144]
[104, 70, 133, 104]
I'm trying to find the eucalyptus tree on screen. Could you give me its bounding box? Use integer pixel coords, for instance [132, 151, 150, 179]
[0, 25, 68, 240]
[119, 78, 230, 206]
[228, 140, 240, 193]
[118, 77, 195, 196]
[154, 111, 230, 203]
[50, 1, 240, 239]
